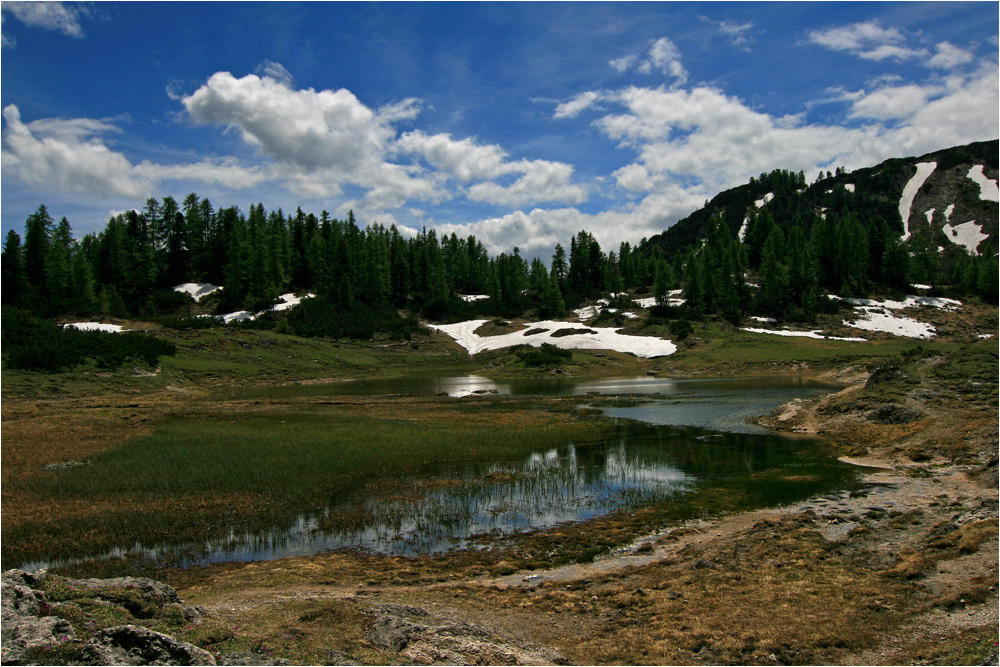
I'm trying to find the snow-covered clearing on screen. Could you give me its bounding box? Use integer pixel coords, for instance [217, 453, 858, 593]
[173, 283, 223, 300]
[942, 221, 989, 255]
[428, 319, 677, 358]
[459, 294, 490, 302]
[844, 183, 855, 193]
[967, 165, 1000, 202]
[63, 322, 128, 333]
[899, 162, 936, 242]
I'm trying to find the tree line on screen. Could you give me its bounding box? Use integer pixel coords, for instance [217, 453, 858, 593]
[2, 176, 997, 339]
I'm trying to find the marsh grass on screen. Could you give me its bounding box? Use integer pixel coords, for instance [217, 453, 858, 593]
[4, 397, 619, 570]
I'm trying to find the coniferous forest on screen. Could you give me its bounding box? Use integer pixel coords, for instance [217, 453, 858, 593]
[3, 155, 998, 372]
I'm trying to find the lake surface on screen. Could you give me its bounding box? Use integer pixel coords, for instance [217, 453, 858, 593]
[26, 375, 861, 571]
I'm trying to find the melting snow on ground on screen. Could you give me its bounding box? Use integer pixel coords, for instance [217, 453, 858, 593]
[740, 327, 866, 342]
[217, 293, 315, 323]
[743, 294, 962, 342]
[967, 165, 1000, 202]
[574, 292, 682, 321]
[899, 162, 936, 242]
[459, 294, 490, 302]
[63, 322, 129, 333]
[173, 283, 223, 300]
[844, 311, 935, 340]
[428, 319, 677, 358]
[838, 295, 962, 311]
[837, 294, 962, 340]
[942, 221, 989, 255]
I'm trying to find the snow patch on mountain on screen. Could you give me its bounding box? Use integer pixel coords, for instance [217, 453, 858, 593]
[899, 162, 937, 242]
[967, 165, 999, 202]
[739, 192, 774, 241]
[942, 221, 989, 255]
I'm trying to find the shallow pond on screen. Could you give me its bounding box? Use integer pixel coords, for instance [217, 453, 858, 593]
[235, 374, 839, 434]
[26, 376, 862, 571]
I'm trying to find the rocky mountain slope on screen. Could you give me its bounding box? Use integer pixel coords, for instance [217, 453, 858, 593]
[642, 139, 999, 259]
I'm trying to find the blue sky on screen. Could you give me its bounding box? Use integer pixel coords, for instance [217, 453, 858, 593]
[2, 2, 997, 257]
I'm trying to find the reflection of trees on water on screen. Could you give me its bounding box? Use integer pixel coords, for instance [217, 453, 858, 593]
[25, 413, 859, 573]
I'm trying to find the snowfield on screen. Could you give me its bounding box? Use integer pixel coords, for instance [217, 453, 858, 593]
[427, 319, 677, 358]
[899, 162, 937, 242]
[942, 221, 989, 255]
[63, 322, 129, 333]
[173, 283, 223, 300]
[967, 165, 1000, 202]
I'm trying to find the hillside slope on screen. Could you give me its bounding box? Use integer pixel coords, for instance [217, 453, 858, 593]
[642, 139, 999, 260]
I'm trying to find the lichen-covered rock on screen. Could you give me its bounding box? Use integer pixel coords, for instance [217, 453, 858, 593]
[80, 625, 216, 666]
[1, 569, 76, 665]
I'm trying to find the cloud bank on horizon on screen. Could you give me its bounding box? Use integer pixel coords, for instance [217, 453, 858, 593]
[1, 2, 997, 257]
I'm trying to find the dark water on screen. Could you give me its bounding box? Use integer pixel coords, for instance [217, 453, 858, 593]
[25, 376, 861, 571]
[235, 374, 841, 434]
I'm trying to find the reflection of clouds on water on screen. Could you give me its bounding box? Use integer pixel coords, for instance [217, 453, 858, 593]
[23, 376, 850, 572]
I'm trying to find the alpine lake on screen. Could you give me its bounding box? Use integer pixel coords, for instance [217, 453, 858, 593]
[17, 373, 879, 575]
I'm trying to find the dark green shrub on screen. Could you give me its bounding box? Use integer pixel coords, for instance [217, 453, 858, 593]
[513, 343, 572, 367]
[668, 319, 694, 341]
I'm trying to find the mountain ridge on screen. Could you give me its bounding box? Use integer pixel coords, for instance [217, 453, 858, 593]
[641, 139, 999, 261]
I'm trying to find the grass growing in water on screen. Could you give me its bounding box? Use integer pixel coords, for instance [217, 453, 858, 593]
[3, 397, 617, 569]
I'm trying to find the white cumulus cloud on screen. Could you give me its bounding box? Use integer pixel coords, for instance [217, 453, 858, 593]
[609, 37, 688, 83]
[1, 104, 267, 198]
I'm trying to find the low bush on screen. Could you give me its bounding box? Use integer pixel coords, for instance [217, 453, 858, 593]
[513, 343, 572, 367]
